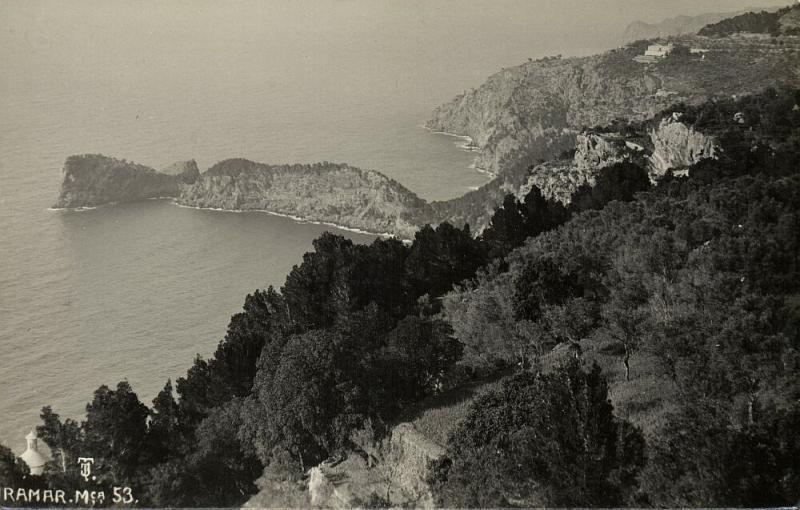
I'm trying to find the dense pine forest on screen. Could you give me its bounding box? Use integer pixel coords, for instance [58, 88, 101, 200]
[2, 88, 798, 507]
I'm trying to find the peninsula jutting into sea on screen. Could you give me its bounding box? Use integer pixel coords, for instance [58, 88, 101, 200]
[3, 1, 800, 508]
[54, 103, 720, 241]
[54, 9, 798, 239]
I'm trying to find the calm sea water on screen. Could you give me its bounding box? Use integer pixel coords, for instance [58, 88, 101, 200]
[0, 0, 783, 452]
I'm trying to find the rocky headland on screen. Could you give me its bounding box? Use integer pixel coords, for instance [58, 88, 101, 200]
[53, 154, 199, 209]
[176, 159, 430, 239]
[160, 159, 201, 183]
[50, 113, 725, 239]
[54, 155, 430, 239]
[55, 19, 798, 239]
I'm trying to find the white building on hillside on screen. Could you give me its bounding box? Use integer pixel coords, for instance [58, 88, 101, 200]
[634, 43, 675, 63]
[645, 43, 674, 58]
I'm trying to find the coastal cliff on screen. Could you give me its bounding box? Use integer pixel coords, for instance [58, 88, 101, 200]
[647, 116, 718, 177]
[176, 159, 429, 239]
[54, 152, 486, 238]
[51, 113, 726, 238]
[55, 32, 793, 237]
[53, 155, 195, 208]
[425, 49, 662, 177]
[426, 37, 796, 179]
[426, 33, 798, 231]
[54, 156, 430, 238]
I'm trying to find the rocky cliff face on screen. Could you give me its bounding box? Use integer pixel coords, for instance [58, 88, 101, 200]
[572, 132, 648, 172]
[427, 36, 797, 181]
[648, 117, 718, 178]
[177, 159, 430, 239]
[522, 131, 647, 204]
[521, 118, 717, 205]
[425, 50, 664, 177]
[427, 35, 796, 230]
[54, 154, 191, 208]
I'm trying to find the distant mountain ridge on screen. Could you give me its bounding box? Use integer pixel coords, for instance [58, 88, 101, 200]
[623, 12, 749, 43]
[621, 5, 786, 42]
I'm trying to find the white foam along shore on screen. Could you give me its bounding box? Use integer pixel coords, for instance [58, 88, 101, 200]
[171, 201, 410, 242]
[468, 162, 495, 177]
[423, 126, 496, 177]
[48, 206, 98, 211]
[437, 131, 479, 152]
[424, 126, 476, 147]
[48, 195, 176, 211]
[53, 198, 411, 241]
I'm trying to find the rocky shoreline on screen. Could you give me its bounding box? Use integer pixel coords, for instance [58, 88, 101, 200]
[53, 113, 720, 240]
[54, 155, 430, 239]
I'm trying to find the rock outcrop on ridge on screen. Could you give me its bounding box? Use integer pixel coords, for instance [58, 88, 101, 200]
[160, 159, 201, 183]
[647, 116, 718, 177]
[521, 116, 719, 205]
[244, 422, 447, 509]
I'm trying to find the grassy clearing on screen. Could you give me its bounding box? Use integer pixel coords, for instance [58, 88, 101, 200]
[579, 336, 680, 439]
[401, 378, 504, 446]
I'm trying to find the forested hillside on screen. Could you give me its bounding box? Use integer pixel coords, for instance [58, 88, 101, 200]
[441, 146, 800, 507]
[3, 86, 798, 507]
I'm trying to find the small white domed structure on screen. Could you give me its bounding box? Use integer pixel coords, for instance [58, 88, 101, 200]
[19, 429, 47, 476]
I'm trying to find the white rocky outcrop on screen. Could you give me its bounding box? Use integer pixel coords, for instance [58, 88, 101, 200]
[521, 130, 648, 204]
[520, 117, 718, 205]
[246, 422, 447, 509]
[648, 117, 718, 178]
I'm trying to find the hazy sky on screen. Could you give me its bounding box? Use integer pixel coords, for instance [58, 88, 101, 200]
[1, 0, 792, 105]
[2, 1, 790, 51]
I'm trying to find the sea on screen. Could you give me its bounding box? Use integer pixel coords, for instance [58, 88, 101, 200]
[0, 0, 783, 452]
